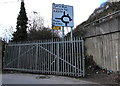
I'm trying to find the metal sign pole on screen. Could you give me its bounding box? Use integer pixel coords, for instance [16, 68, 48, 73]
[62, 26, 64, 40]
[52, 29, 54, 40]
[71, 27, 73, 41]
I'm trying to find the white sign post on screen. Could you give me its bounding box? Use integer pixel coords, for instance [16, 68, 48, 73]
[52, 3, 74, 39]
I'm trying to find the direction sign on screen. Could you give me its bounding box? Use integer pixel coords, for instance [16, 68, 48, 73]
[52, 3, 74, 27]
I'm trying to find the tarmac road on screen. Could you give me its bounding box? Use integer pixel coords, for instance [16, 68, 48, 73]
[2, 73, 97, 85]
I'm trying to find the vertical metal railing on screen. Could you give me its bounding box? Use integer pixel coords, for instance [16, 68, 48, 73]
[17, 46, 21, 68]
[3, 37, 85, 77]
[35, 44, 38, 70]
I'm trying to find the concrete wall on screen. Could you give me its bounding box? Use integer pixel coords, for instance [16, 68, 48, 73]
[84, 15, 120, 71]
[0, 40, 2, 73]
[84, 16, 119, 38]
[118, 16, 120, 72]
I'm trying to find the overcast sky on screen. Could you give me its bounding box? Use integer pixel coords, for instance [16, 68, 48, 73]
[0, 0, 107, 39]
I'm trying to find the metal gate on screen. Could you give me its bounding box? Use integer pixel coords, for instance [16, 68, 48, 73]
[3, 38, 85, 77]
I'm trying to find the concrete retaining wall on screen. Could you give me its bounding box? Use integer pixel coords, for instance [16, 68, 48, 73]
[84, 15, 120, 71]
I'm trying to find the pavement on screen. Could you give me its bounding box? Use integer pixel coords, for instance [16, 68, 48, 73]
[2, 73, 97, 84]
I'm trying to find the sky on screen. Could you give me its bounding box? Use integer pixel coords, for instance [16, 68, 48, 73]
[0, 0, 107, 40]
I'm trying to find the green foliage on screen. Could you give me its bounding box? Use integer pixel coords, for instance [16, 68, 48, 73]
[27, 13, 59, 41]
[12, 2, 28, 42]
[28, 27, 59, 41]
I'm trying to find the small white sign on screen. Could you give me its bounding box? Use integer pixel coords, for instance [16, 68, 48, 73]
[52, 3, 74, 27]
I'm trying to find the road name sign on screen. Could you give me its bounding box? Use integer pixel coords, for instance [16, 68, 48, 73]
[52, 3, 74, 27]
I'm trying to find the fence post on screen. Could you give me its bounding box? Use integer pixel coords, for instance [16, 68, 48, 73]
[17, 46, 21, 68]
[81, 39, 85, 77]
[0, 40, 2, 74]
[57, 43, 59, 74]
[0, 40, 2, 86]
[35, 44, 38, 70]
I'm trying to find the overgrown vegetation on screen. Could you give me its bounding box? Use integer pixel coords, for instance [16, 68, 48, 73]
[70, 1, 120, 38]
[28, 27, 59, 41]
[85, 55, 103, 74]
[86, 1, 120, 24]
[27, 12, 59, 41]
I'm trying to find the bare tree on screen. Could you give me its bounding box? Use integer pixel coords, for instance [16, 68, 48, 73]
[28, 12, 44, 31]
[2, 26, 14, 42]
[28, 12, 59, 41]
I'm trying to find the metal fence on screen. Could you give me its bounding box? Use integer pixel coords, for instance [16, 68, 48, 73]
[0, 40, 2, 73]
[3, 38, 85, 77]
